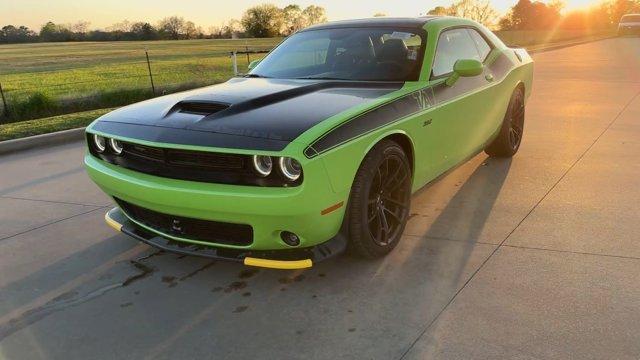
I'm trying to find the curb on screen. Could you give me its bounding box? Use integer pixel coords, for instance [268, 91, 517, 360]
[0, 127, 85, 155]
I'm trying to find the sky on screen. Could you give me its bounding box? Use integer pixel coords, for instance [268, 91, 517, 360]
[3, 0, 598, 30]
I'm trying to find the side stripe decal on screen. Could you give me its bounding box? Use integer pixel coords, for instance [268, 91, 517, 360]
[304, 53, 514, 158]
[304, 87, 436, 158]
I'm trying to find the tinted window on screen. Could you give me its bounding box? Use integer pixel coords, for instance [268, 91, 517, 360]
[467, 29, 491, 61]
[250, 28, 425, 81]
[432, 28, 481, 77]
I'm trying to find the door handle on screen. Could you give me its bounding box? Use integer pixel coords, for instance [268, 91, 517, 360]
[485, 74, 494, 82]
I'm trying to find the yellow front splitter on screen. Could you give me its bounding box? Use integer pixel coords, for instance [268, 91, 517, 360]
[104, 208, 313, 270]
[243, 257, 312, 269]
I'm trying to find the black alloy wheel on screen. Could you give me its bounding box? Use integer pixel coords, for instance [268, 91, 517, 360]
[347, 140, 412, 258]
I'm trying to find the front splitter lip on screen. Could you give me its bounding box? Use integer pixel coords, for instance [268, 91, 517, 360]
[105, 207, 346, 270]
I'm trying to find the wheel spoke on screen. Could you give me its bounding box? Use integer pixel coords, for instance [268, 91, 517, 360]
[381, 195, 406, 208]
[384, 163, 402, 188]
[383, 159, 390, 180]
[379, 206, 390, 234]
[382, 205, 402, 223]
[368, 208, 379, 223]
[376, 209, 384, 243]
[388, 171, 408, 192]
[373, 167, 383, 193]
[509, 128, 517, 145]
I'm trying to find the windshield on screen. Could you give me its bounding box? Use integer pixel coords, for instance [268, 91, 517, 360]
[249, 27, 425, 81]
[621, 15, 640, 22]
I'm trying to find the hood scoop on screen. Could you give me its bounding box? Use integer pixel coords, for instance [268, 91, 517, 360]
[171, 101, 230, 116]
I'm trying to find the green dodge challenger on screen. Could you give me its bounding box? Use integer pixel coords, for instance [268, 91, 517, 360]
[85, 16, 533, 269]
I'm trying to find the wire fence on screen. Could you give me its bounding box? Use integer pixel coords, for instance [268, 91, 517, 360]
[0, 46, 272, 124]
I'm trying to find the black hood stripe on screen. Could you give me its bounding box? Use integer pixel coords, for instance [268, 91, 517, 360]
[94, 78, 403, 151]
[304, 87, 436, 157]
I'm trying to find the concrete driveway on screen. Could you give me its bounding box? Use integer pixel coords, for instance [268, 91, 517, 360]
[1, 37, 639, 359]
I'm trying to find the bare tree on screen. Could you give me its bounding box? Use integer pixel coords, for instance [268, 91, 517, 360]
[302, 5, 327, 25]
[208, 25, 222, 38]
[158, 16, 186, 39]
[427, 6, 449, 16]
[184, 20, 198, 39]
[428, 0, 498, 26]
[222, 19, 243, 38]
[282, 4, 306, 35]
[69, 21, 90, 34]
[108, 20, 132, 32]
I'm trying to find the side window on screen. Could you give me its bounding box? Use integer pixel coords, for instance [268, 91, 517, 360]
[467, 29, 491, 61]
[432, 28, 482, 78]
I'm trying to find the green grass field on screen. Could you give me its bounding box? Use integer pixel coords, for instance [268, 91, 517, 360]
[0, 29, 613, 126]
[0, 38, 279, 121]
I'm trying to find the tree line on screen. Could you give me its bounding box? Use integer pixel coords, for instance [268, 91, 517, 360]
[0, 3, 327, 44]
[427, 0, 640, 30]
[3, 0, 640, 44]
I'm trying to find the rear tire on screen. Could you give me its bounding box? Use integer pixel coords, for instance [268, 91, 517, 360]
[485, 87, 525, 158]
[347, 140, 412, 258]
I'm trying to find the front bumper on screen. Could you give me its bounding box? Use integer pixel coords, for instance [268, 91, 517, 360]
[105, 208, 346, 269]
[85, 153, 349, 251]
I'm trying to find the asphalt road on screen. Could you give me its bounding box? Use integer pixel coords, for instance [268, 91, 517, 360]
[1, 37, 640, 360]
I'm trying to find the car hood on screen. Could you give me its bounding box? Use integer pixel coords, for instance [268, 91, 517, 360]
[91, 78, 402, 151]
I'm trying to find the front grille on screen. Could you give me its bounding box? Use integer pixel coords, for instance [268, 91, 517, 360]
[125, 143, 246, 171]
[115, 198, 253, 246]
[87, 134, 302, 187]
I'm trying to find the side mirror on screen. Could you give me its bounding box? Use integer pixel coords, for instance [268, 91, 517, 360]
[445, 59, 484, 86]
[248, 59, 261, 70]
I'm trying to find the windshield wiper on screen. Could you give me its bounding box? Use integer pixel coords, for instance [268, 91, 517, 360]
[294, 76, 348, 80]
[243, 73, 270, 78]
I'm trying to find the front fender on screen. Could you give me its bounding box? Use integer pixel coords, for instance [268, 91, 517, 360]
[319, 129, 415, 196]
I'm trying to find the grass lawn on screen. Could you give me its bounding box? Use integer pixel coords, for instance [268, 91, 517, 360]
[0, 108, 115, 141]
[0, 38, 278, 121]
[0, 38, 280, 98]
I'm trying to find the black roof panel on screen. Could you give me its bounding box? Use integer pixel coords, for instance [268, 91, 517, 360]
[301, 17, 440, 31]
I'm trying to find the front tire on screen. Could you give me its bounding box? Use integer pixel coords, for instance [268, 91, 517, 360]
[485, 87, 525, 157]
[347, 140, 412, 258]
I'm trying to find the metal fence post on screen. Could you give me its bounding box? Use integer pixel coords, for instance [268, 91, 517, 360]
[245, 45, 250, 65]
[231, 51, 238, 75]
[0, 82, 8, 119]
[145, 49, 156, 96]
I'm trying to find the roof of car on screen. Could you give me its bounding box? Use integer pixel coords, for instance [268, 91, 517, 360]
[301, 16, 442, 31]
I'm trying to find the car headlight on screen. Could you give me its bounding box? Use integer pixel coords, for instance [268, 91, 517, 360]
[252, 155, 273, 177]
[279, 157, 302, 181]
[92, 134, 106, 153]
[109, 138, 124, 155]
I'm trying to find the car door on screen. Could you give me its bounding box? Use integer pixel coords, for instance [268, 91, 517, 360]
[426, 27, 497, 173]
